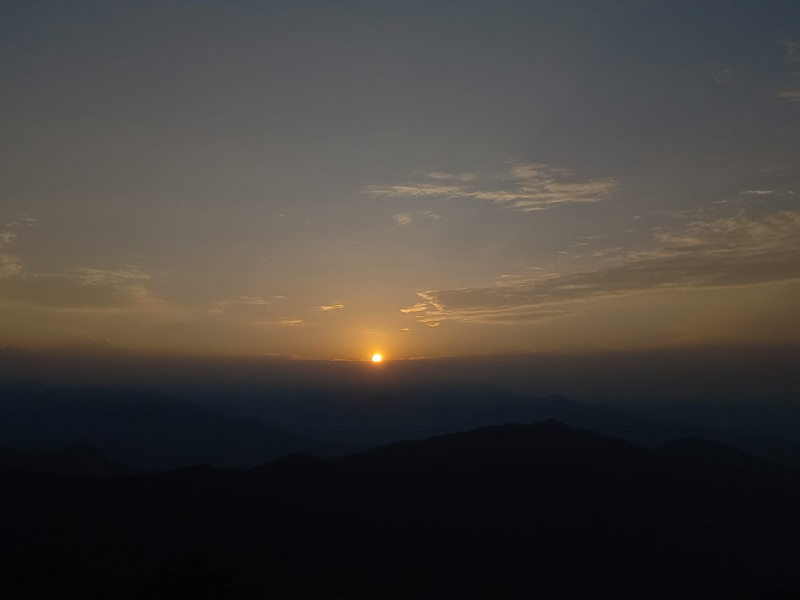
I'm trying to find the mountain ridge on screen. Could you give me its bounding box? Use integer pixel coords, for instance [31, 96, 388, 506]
[0, 384, 358, 470]
[3, 418, 800, 599]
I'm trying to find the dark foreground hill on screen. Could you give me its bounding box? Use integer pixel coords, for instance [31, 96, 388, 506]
[2, 420, 800, 599]
[0, 443, 136, 476]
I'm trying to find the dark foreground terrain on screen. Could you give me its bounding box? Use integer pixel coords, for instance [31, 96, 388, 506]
[2, 420, 800, 599]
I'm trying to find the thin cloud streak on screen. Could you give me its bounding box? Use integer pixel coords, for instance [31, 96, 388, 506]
[0, 267, 166, 312]
[776, 90, 800, 104]
[318, 302, 344, 312]
[276, 317, 305, 327]
[404, 210, 800, 325]
[365, 327, 410, 335]
[209, 295, 273, 314]
[366, 162, 618, 212]
[424, 171, 477, 182]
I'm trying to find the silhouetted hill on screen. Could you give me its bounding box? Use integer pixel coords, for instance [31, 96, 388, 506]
[349, 418, 642, 460]
[0, 443, 137, 476]
[659, 437, 790, 469]
[4, 379, 800, 473]
[187, 382, 800, 470]
[3, 419, 800, 599]
[185, 383, 590, 444]
[3, 419, 800, 598]
[0, 384, 357, 469]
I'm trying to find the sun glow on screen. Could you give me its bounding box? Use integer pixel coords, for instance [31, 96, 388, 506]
[371, 353, 383, 363]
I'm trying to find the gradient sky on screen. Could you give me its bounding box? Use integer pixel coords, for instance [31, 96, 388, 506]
[1, 0, 799, 360]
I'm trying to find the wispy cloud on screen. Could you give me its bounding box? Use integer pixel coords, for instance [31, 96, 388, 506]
[739, 190, 774, 196]
[393, 213, 413, 226]
[399, 302, 428, 313]
[318, 302, 344, 312]
[276, 316, 304, 327]
[0, 220, 164, 313]
[1, 226, 25, 279]
[653, 209, 800, 248]
[366, 183, 466, 198]
[424, 171, 477, 182]
[776, 38, 800, 103]
[402, 209, 800, 325]
[366, 162, 618, 212]
[0, 254, 22, 278]
[0, 232, 16, 248]
[365, 327, 410, 335]
[73, 268, 151, 284]
[5, 215, 38, 228]
[210, 295, 272, 314]
[254, 316, 305, 327]
[708, 69, 734, 84]
[0, 267, 166, 312]
[776, 90, 800, 104]
[778, 38, 799, 61]
[392, 211, 443, 227]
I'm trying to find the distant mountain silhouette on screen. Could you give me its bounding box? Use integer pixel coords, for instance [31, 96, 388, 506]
[187, 382, 800, 470]
[0, 383, 357, 469]
[193, 384, 590, 444]
[4, 379, 800, 475]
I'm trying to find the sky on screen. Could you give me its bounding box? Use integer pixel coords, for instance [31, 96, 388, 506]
[1, 0, 799, 361]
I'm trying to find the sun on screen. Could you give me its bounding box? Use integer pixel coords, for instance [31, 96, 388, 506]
[371, 353, 383, 363]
